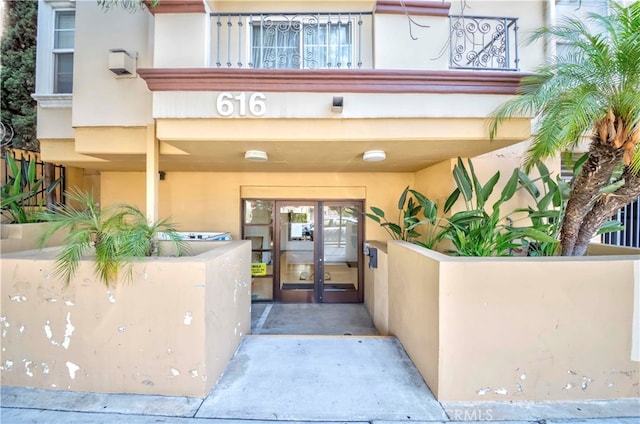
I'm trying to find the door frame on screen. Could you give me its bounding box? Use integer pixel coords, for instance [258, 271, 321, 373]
[274, 199, 364, 303]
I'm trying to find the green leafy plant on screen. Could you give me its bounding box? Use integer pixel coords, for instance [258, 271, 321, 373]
[365, 186, 429, 243]
[513, 160, 567, 256]
[516, 157, 625, 256]
[1, 154, 61, 223]
[366, 157, 626, 257]
[440, 158, 557, 256]
[407, 189, 443, 249]
[38, 189, 187, 286]
[97, 0, 159, 12]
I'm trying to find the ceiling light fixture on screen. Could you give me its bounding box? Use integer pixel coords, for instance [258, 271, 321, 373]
[244, 150, 268, 161]
[363, 150, 386, 162]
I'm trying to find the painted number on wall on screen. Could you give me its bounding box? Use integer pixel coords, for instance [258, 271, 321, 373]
[216, 92, 266, 117]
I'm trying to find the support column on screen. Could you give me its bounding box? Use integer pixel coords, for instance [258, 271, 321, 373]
[146, 123, 159, 224]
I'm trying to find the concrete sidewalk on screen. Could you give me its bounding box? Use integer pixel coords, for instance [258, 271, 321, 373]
[2, 304, 639, 423]
[2, 336, 639, 423]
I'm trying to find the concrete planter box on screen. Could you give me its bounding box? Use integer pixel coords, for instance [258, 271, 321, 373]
[366, 241, 640, 402]
[0, 222, 68, 254]
[0, 240, 251, 397]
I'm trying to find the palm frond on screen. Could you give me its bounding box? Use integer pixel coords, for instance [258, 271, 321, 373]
[490, 1, 640, 172]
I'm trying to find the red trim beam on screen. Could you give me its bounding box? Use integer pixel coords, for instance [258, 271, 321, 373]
[144, 0, 206, 15]
[137, 68, 530, 95]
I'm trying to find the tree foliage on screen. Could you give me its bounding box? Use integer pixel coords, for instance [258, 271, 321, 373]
[489, 1, 640, 256]
[1, 0, 38, 151]
[97, 0, 159, 12]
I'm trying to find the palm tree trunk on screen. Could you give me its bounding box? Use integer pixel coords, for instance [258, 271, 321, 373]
[572, 168, 640, 256]
[560, 138, 624, 256]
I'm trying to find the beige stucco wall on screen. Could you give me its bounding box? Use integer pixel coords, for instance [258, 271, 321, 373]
[363, 241, 389, 335]
[99, 171, 415, 241]
[373, 13, 449, 70]
[414, 158, 455, 206]
[72, 1, 153, 127]
[0, 241, 251, 397]
[386, 241, 640, 402]
[388, 241, 441, 396]
[0, 223, 68, 254]
[152, 92, 517, 120]
[155, 12, 209, 68]
[36, 107, 73, 140]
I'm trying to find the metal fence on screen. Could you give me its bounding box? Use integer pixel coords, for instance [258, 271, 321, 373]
[449, 15, 520, 71]
[1, 149, 66, 208]
[602, 197, 640, 248]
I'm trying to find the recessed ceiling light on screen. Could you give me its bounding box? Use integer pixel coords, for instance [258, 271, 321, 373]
[363, 150, 386, 162]
[244, 150, 268, 161]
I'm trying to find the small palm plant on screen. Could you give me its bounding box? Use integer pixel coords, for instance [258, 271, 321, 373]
[38, 189, 187, 286]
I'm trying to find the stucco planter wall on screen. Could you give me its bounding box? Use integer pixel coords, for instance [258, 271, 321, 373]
[370, 241, 640, 402]
[0, 222, 68, 254]
[364, 241, 390, 335]
[0, 240, 251, 397]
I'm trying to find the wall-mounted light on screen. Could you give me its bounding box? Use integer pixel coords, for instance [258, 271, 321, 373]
[332, 96, 344, 113]
[244, 150, 268, 161]
[363, 150, 386, 162]
[108, 49, 136, 76]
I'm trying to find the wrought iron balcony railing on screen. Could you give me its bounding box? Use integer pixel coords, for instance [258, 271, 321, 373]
[449, 15, 520, 71]
[211, 12, 371, 69]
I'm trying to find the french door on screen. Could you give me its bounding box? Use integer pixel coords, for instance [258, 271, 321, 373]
[274, 200, 363, 303]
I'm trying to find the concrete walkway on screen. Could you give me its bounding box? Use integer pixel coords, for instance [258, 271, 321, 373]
[2, 304, 639, 423]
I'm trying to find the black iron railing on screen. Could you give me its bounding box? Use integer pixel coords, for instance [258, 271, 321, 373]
[449, 15, 520, 71]
[1, 150, 66, 208]
[602, 197, 640, 248]
[210, 12, 370, 69]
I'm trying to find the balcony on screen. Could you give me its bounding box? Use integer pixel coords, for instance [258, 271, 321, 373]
[211, 12, 372, 70]
[449, 15, 520, 71]
[209, 11, 520, 71]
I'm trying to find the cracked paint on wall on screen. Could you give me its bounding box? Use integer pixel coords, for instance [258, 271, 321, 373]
[62, 312, 75, 350]
[65, 361, 80, 379]
[24, 361, 34, 377]
[476, 387, 491, 395]
[1, 241, 250, 397]
[44, 321, 53, 340]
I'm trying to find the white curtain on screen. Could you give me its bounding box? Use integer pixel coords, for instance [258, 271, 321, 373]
[252, 19, 351, 69]
[252, 20, 301, 69]
[304, 23, 351, 69]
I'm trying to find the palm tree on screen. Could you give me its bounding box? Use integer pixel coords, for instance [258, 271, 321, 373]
[39, 189, 187, 285]
[489, 1, 640, 256]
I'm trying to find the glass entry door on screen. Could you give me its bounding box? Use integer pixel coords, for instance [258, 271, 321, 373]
[276, 201, 362, 303]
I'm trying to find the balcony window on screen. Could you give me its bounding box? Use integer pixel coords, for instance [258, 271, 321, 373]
[53, 10, 74, 93]
[251, 19, 352, 69]
[211, 12, 366, 69]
